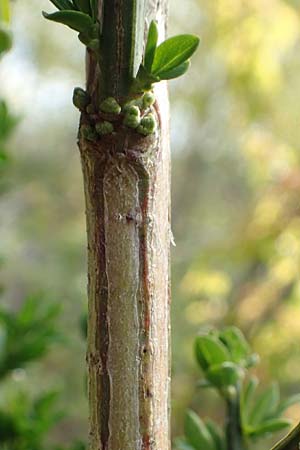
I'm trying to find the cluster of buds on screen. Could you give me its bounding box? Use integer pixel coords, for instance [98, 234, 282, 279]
[73, 88, 157, 141]
[122, 92, 156, 135]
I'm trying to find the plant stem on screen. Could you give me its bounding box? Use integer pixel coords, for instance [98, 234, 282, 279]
[83, 2, 171, 450]
[270, 422, 300, 450]
[225, 391, 247, 450]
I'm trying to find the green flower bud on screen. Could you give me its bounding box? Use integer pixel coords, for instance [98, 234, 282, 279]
[122, 96, 143, 112]
[100, 97, 121, 114]
[80, 124, 97, 142]
[123, 107, 141, 129]
[137, 113, 156, 136]
[142, 92, 155, 108]
[73, 87, 90, 111]
[95, 121, 114, 135]
[127, 105, 140, 117]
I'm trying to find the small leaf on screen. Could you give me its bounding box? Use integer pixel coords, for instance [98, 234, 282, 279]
[144, 20, 159, 72]
[248, 383, 280, 426]
[241, 376, 259, 424]
[219, 326, 251, 365]
[151, 34, 199, 76]
[205, 419, 226, 450]
[277, 394, 300, 416]
[271, 422, 300, 450]
[72, 0, 91, 14]
[194, 335, 231, 372]
[174, 437, 195, 450]
[206, 361, 244, 388]
[49, 0, 75, 10]
[42, 10, 93, 34]
[184, 410, 215, 450]
[90, 0, 98, 20]
[247, 419, 292, 438]
[156, 60, 190, 80]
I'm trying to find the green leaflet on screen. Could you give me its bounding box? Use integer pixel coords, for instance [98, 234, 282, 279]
[72, 0, 91, 14]
[205, 419, 226, 450]
[277, 394, 300, 416]
[174, 437, 195, 450]
[247, 418, 291, 438]
[184, 410, 215, 450]
[49, 0, 75, 11]
[42, 10, 94, 34]
[241, 376, 259, 424]
[151, 34, 199, 76]
[219, 326, 251, 366]
[206, 361, 244, 389]
[248, 383, 280, 426]
[157, 60, 190, 80]
[144, 20, 158, 72]
[194, 335, 231, 372]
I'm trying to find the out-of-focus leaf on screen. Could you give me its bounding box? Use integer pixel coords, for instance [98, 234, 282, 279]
[277, 394, 300, 416]
[174, 437, 196, 450]
[241, 376, 259, 423]
[248, 383, 280, 426]
[184, 410, 215, 450]
[206, 361, 244, 388]
[219, 326, 251, 365]
[0, 410, 19, 442]
[0, 25, 12, 55]
[247, 418, 291, 438]
[194, 335, 231, 372]
[0, 296, 61, 379]
[205, 419, 226, 450]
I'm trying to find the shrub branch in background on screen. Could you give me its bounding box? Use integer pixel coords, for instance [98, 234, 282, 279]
[175, 327, 300, 450]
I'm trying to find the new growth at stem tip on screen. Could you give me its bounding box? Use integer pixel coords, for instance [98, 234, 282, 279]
[43, 1, 200, 94]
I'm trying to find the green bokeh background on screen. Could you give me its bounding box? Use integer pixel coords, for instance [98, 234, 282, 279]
[1, 0, 300, 448]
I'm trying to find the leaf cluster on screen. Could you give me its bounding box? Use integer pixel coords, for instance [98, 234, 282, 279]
[43, 5, 199, 92]
[176, 327, 300, 450]
[194, 326, 258, 395]
[42, 0, 98, 51]
[0, 295, 61, 380]
[0, 391, 63, 450]
[133, 21, 199, 92]
[242, 378, 299, 439]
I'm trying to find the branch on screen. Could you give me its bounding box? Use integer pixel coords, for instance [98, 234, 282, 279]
[271, 423, 300, 450]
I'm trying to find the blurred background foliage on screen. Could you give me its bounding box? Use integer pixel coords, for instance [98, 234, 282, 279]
[1, 0, 300, 449]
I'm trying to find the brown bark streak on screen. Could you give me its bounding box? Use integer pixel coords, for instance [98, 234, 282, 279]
[80, 2, 170, 450]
